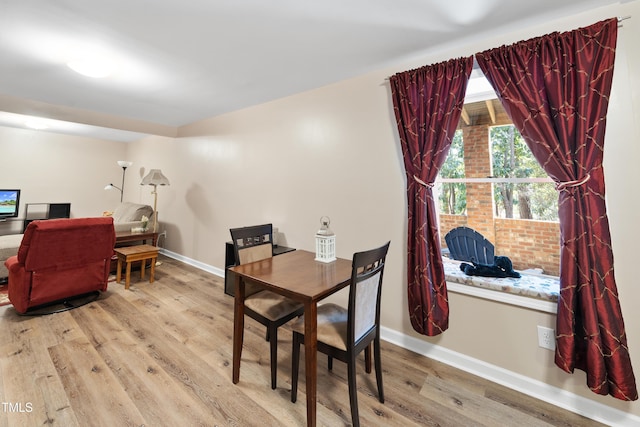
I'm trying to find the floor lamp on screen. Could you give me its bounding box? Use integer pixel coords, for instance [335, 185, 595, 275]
[104, 160, 133, 202]
[140, 169, 170, 233]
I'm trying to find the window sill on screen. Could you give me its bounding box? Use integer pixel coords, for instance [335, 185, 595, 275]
[443, 258, 559, 314]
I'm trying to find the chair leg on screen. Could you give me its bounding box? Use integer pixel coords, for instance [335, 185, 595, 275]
[269, 325, 278, 389]
[374, 338, 384, 403]
[291, 332, 301, 403]
[364, 343, 372, 374]
[328, 355, 333, 371]
[347, 354, 360, 427]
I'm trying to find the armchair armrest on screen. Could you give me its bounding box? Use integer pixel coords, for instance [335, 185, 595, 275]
[5, 255, 29, 313]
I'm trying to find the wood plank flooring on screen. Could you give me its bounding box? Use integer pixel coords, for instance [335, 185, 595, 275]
[0, 256, 606, 426]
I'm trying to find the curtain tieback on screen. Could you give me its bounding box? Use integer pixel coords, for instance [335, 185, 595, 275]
[413, 175, 434, 188]
[555, 173, 590, 191]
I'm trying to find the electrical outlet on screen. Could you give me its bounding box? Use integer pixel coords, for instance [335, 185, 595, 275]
[537, 325, 556, 351]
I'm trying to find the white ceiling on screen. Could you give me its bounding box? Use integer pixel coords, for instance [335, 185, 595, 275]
[0, 0, 624, 142]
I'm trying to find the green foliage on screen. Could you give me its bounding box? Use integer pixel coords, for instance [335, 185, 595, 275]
[529, 182, 559, 221]
[438, 130, 466, 215]
[491, 125, 546, 179]
[490, 125, 558, 220]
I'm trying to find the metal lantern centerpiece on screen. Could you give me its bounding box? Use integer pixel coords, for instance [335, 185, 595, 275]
[315, 216, 336, 263]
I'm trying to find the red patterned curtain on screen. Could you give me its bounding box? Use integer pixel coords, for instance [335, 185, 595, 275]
[390, 57, 473, 336]
[476, 18, 637, 400]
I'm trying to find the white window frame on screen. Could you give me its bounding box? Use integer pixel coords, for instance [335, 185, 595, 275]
[436, 177, 552, 184]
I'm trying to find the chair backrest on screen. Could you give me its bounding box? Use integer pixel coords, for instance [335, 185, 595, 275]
[18, 217, 116, 272]
[348, 241, 390, 345]
[444, 226, 494, 264]
[111, 202, 154, 223]
[229, 224, 274, 295]
[229, 224, 274, 264]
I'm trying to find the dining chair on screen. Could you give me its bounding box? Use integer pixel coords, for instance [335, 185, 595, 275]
[229, 223, 304, 389]
[290, 241, 390, 427]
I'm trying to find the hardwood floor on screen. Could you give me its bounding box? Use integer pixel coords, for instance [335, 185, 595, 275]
[0, 256, 606, 426]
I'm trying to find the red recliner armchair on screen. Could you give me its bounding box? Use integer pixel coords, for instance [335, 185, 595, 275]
[4, 217, 116, 314]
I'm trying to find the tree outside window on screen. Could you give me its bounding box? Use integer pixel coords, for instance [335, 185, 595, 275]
[490, 125, 558, 221]
[438, 130, 466, 215]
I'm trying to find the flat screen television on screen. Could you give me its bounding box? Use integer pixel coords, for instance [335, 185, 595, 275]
[0, 189, 20, 220]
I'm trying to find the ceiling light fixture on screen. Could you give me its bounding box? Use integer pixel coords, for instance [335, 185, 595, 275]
[24, 120, 49, 130]
[67, 55, 115, 78]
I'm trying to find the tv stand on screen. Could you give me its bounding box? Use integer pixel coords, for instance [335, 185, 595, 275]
[23, 203, 71, 232]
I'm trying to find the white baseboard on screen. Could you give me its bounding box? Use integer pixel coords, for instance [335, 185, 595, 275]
[161, 250, 638, 426]
[160, 248, 225, 277]
[380, 327, 638, 426]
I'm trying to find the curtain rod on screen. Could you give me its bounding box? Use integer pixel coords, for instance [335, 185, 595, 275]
[619, 15, 631, 27]
[618, 16, 631, 22]
[386, 17, 631, 80]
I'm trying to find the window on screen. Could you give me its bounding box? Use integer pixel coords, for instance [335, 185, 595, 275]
[437, 117, 560, 312]
[436, 98, 561, 279]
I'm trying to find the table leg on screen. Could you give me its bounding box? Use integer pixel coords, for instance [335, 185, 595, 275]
[232, 275, 246, 384]
[125, 260, 132, 290]
[140, 259, 146, 281]
[304, 302, 318, 427]
[116, 257, 122, 283]
[150, 256, 156, 283]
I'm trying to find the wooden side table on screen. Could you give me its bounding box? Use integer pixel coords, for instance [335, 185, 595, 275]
[110, 231, 159, 273]
[114, 244, 159, 290]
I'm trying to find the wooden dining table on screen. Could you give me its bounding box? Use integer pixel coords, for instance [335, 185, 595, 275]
[230, 249, 353, 427]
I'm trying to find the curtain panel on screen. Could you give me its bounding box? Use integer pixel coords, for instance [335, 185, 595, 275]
[476, 18, 637, 400]
[390, 57, 473, 336]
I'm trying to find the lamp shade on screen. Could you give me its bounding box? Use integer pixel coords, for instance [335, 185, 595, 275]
[117, 160, 133, 169]
[141, 169, 169, 234]
[141, 169, 170, 186]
